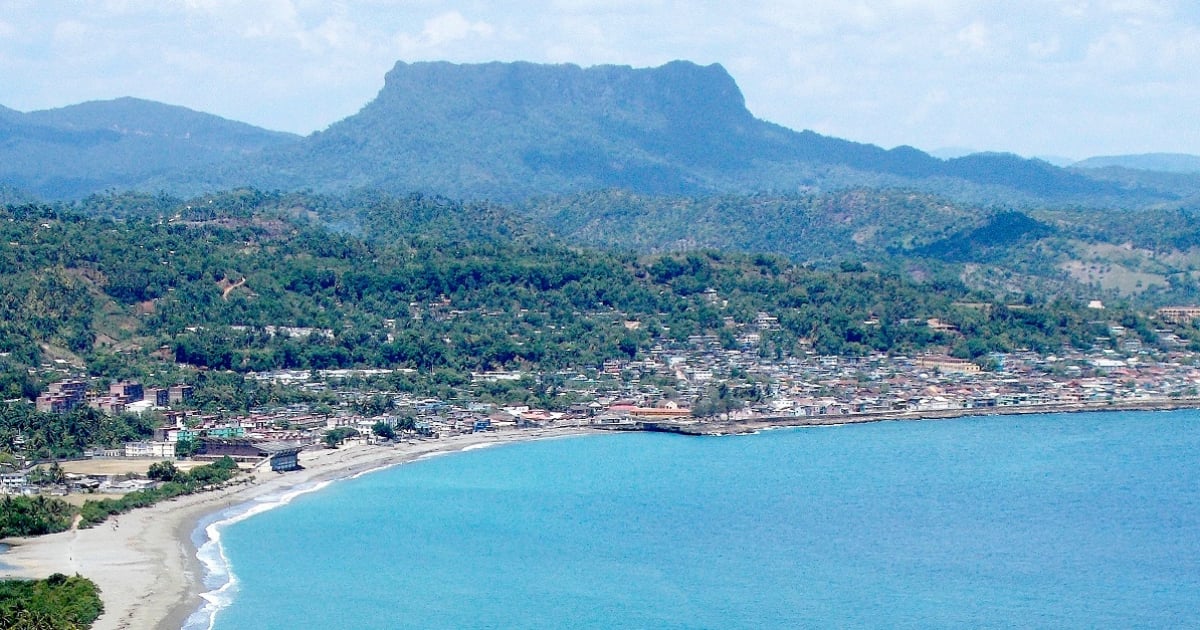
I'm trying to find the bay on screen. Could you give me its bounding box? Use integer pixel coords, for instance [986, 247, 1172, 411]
[207, 410, 1200, 629]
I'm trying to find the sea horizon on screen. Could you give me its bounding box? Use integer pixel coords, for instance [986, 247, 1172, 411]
[194, 409, 1200, 629]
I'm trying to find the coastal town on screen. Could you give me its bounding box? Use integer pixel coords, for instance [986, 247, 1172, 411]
[6, 306, 1200, 497]
[8, 9, 1200, 627]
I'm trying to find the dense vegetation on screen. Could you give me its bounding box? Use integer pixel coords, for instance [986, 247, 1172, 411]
[521, 189, 1200, 305]
[0, 573, 103, 630]
[77, 457, 239, 527]
[0, 190, 1154, 396]
[0, 458, 240, 535]
[0, 496, 75, 538]
[0, 404, 155, 460]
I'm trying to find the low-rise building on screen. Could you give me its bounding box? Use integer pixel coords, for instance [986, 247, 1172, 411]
[124, 440, 175, 458]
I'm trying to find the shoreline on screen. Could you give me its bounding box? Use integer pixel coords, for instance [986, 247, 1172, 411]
[4, 399, 1200, 629]
[0, 426, 594, 630]
[604, 398, 1200, 436]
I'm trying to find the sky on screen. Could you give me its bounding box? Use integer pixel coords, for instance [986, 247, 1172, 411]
[2, 1, 1199, 161]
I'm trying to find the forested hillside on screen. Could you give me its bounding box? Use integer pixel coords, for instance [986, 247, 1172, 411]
[0, 188, 1191, 458]
[520, 188, 1200, 306]
[0, 189, 1147, 387]
[0, 98, 298, 199]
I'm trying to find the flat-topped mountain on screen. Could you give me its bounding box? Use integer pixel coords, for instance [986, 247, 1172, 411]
[0, 61, 1184, 205]
[231, 60, 1133, 203]
[243, 60, 775, 196]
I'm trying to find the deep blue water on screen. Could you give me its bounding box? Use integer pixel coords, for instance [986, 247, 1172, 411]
[201, 410, 1200, 629]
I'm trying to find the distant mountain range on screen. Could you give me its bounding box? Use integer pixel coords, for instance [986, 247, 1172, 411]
[0, 97, 297, 199]
[1071, 153, 1200, 174]
[1, 61, 1197, 205]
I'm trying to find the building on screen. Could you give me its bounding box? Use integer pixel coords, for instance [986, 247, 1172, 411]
[916, 355, 982, 374]
[609, 401, 693, 418]
[258, 441, 304, 472]
[197, 437, 304, 471]
[196, 437, 264, 461]
[1158, 306, 1200, 324]
[627, 406, 693, 419]
[89, 396, 126, 414]
[109, 381, 144, 403]
[0, 472, 29, 494]
[926, 318, 960, 333]
[148, 387, 171, 407]
[36, 394, 73, 414]
[169, 384, 195, 404]
[48, 379, 87, 402]
[36, 379, 88, 414]
[124, 440, 175, 458]
[206, 426, 246, 439]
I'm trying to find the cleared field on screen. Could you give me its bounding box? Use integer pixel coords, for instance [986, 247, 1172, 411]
[60, 493, 126, 507]
[1061, 259, 1168, 294]
[57, 459, 210, 476]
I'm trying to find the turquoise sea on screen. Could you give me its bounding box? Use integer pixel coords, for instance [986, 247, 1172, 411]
[190, 410, 1200, 629]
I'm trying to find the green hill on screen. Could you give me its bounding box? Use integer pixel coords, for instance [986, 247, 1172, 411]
[0, 189, 1144, 394]
[0, 98, 298, 199]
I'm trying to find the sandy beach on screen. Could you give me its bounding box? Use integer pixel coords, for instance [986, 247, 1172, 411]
[5, 400, 1198, 629]
[0, 427, 592, 630]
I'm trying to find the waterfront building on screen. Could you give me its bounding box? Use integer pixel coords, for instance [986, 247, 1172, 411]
[259, 442, 304, 472]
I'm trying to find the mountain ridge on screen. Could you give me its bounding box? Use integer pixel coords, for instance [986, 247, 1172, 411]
[212, 59, 1144, 204]
[0, 60, 1188, 205]
[1072, 153, 1200, 174]
[0, 98, 299, 199]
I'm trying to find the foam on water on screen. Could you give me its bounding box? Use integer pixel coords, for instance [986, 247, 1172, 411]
[204, 411, 1200, 629]
[182, 438, 540, 628]
[181, 479, 333, 630]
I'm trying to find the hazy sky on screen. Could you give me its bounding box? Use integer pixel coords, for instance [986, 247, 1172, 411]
[2, 1, 1198, 160]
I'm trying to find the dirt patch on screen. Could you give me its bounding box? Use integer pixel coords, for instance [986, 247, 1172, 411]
[58, 459, 212, 476]
[219, 277, 247, 300]
[1061, 260, 1168, 294]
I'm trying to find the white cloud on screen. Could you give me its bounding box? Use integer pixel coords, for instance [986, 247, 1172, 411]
[394, 11, 495, 54]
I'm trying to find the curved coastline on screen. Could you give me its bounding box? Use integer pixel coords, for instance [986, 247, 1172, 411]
[174, 398, 1200, 630]
[4, 400, 1200, 629]
[0, 427, 594, 630]
[169, 426, 598, 630]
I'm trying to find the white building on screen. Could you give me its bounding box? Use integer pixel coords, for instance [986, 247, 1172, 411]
[124, 440, 175, 458]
